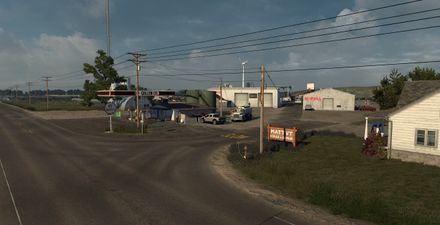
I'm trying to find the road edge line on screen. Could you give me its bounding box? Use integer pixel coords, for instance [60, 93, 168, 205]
[0, 157, 23, 225]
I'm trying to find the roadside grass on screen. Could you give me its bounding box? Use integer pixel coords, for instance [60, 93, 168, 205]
[112, 124, 144, 134]
[6, 99, 102, 111]
[229, 136, 440, 225]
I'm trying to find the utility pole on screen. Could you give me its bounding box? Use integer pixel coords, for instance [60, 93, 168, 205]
[105, 0, 111, 56]
[220, 78, 223, 117]
[42, 76, 51, 111]
[128, 53, 146, 128]
[259, 64, 265, 154]
[27, 82, 32, 104]
[14, 85, 18, 103]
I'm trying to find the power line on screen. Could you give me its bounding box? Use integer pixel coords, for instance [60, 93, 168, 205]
[135, 0, 422, 53]
[265, 71, 277, 88]
[147, 15, 440, 60]
[147, 8, 440, 57]
[148, 24, 440, 62]
[146, 61, 259, 72]
[135, 59, 440, 77]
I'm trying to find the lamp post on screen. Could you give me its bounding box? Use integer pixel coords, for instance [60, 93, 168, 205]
[241, 60, 248, 88]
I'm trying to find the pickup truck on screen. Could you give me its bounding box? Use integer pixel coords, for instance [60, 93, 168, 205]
[201, 113, 226, 125]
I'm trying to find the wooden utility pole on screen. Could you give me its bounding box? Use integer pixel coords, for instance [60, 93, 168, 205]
[128, 53, 146, 128]
[260, 64, 265, 154]
[42, 76, 51, 111]
[14, 85, 18, 102]
[220, 78, 223, 117]
[27, 82, 32, 104]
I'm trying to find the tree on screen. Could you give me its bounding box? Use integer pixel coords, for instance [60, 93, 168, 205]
[81, 50, 126, 106]
[81, 80, 96, 106]
[373, 69, 407, 109]
[408, 66, 440, 81]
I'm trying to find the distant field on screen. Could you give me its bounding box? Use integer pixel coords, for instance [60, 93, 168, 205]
[335, 86, 377, 99]
[229, 136, 440, 225]
[4, 99, 102, 111]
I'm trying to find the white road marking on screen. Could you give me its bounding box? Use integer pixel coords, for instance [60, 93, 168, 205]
[0, 157, 23, 225]
[274, 216, 296, 225]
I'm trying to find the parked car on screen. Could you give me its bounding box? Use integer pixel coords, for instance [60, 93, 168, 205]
[304, 104, 315, 111]
[201, 113, 226, 125]
[359, 105, 376, 111]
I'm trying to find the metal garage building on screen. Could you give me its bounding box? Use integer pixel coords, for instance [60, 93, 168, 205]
[207, 86, 281, 108]
[302, 88, 355, 111]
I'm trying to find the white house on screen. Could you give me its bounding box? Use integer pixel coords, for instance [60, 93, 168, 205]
[386, 81, 440, 166]
[207, 86, 281, 108]
[302, 88, 355, 111]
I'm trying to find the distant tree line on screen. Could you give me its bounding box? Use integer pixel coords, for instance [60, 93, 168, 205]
[0, 89, 83, 96]
[373, 66, 440, 109]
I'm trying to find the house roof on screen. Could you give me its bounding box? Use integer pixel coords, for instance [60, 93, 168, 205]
[387, 80, 440, 117]
[150, 104, 171, 110]
[303, 87, 354, 97]
[396, 80, 440, 108]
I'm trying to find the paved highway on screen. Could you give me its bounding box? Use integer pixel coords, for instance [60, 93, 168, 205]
[0, 103, 309, 225]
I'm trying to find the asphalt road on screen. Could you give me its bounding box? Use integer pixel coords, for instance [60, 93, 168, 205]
[0, 103, 312, 225]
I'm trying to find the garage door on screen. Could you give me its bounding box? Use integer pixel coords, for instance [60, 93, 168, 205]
[264, 93, 273, 108]
[323, 98, 334, 110]
[235, 93, 249, 107]
[257, 93, 274, 107]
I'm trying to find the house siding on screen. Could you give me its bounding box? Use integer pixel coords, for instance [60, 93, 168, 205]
[207, 87, 280, 108]
[390, 92, 440, 158]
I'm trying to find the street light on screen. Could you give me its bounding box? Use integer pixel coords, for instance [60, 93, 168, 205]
[241, 60, 248, 88]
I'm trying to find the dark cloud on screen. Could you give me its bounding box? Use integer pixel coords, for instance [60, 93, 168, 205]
[1, 0, 439, 90]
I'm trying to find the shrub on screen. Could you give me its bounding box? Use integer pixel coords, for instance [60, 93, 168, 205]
[362, 133, 387, 158]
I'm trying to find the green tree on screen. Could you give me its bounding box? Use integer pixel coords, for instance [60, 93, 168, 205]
[408, 66, 440, 81]
[373, 69, 407, 109]
[81, 80, 96, 106]
[81, 50, 126, 106]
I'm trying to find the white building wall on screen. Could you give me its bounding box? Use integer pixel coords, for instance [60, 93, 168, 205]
[302, 88, 355, 111]
[208, 87, 280, 108]
[390, 92, 440, 155]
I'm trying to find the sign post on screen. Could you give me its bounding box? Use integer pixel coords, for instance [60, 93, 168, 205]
[105, 102, 117, 133]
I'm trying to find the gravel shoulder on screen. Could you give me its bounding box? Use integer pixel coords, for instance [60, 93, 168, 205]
[209, 145, 374, 225]
[28, 110, 107, 120]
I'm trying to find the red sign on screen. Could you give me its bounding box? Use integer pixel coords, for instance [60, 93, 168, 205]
[304, 96, 321, 101]
[268, 127, 285, 142]
[267, 125, 298, 147]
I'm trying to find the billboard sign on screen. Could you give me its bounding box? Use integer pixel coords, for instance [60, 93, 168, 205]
[267, 125, 298, 147]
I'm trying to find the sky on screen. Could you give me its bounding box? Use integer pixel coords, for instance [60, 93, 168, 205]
[1, 0, 440, 91]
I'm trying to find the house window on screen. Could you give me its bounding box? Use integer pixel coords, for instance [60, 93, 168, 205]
[416, 130, 425, 145]
[249, 93, 257, 98]
[415, 129, 438, 147]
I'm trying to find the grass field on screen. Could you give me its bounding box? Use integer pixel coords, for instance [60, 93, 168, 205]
[6, 99, 102, 111]
[229, 136, 440, 225]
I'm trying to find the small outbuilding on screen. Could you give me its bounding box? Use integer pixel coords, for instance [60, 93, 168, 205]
[302, 88, 355, 111]
[386, 81, 440, 166]
[149, 104, 173, 121]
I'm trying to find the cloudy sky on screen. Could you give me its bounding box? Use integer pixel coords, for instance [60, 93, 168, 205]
[1, 0, 440, 91]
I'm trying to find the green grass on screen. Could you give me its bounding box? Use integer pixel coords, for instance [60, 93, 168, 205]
[229, 136, 440, 225]
[6, 99, 102, 111]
